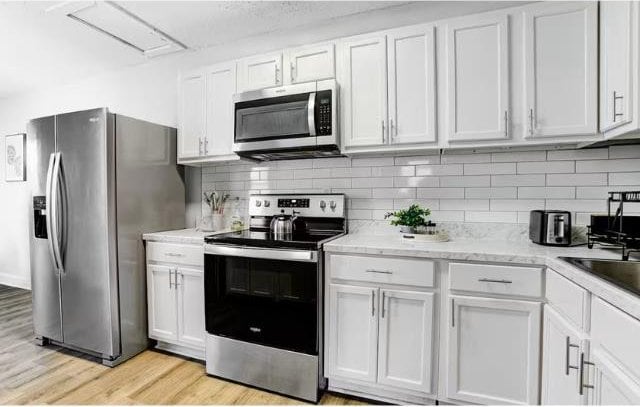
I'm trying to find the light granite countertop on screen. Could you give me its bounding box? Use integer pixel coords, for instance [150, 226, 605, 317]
[142, 228, 234, 245]
[325, 233, 640, 321]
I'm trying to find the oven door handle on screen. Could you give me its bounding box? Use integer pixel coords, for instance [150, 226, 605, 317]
[205, 244, 318, 263]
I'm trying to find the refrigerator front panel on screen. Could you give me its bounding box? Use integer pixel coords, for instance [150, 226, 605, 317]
[56, 108, 120, 357]
[27, 116, 63, 342]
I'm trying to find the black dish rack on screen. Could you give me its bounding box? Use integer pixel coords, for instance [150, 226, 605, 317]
[587, 191, 640, 260]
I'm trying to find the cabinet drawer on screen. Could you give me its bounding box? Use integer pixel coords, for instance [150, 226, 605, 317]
[147, 242, 204, 267]
[449, 262, 543, 298]
[546, 268, 588, 331]
[329, 254, 435, 287]
[591, 296, 640, 381]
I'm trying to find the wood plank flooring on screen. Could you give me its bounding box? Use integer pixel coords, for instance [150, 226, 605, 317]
[0, 285, 365, 405]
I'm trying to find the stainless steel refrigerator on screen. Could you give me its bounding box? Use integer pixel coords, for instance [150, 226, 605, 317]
[28, 108, 185, 366]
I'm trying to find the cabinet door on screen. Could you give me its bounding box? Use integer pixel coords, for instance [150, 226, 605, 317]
[446, 13, 510, 142]
[340, 35, 388, 147]
[147, 265, 177, 341]
[588, 347, 640, 405]
[387, 25, 437, 145]
[600, 1, 634, 134]
[286, 44, 335, 84]
[179, 73, 206, 159]
[206, 62, 237, 158]
[378, 289, 435, 393]
[328, 284, 379, 383]
[447, 295, 541, 405]
[176, 267, 205, 349]
[524, 2, 598, 138]
[541, 305, 587, 405]
[238, 52, 283, 91]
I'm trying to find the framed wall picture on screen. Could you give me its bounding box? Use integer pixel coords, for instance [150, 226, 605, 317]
[5, 133, 26, 182]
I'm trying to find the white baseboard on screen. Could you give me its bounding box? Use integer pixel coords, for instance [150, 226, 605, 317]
[0, 272, 31, 290]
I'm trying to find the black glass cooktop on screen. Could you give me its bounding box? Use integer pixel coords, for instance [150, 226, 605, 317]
[205, 229, 344, 250]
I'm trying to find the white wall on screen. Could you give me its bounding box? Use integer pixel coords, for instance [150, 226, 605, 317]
[0, 1, 525, 289]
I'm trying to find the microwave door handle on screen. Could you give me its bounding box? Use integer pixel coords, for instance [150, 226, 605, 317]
[307, 92, 316, 136]
[556, 216, 565, 239]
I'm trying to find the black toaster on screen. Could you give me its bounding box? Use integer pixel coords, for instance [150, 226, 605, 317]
[529, 210, 571, 246]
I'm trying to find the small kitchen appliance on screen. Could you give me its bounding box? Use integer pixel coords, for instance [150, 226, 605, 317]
[203, 194, 345, 402]
[529, 210, 572, 246]
[233, 80, 339, 161]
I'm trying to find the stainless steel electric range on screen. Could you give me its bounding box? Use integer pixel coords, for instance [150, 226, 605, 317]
[203, 193, 346, 402]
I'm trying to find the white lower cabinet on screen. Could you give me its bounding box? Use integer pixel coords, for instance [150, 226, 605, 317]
[146, 242, 205, 359]
[589, 348, 640, 405]
[447, 295, 541, 405]
[541, 305, 587, 405]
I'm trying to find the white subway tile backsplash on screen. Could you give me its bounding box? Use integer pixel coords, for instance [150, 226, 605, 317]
[464, 163, 516, 175]
[547, 173, 607, 186]
[517, 161, 574, 174]
[393, 176, 439, 188]
[492, 150, 547, 162]
[466, 187, 517, 199]
[491, 174, 545, 187]
[204, 146, 640, 227]
[576, 159, 640, 173]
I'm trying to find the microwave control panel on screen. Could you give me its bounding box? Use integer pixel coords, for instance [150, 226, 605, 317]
[317, 90, 332, 136]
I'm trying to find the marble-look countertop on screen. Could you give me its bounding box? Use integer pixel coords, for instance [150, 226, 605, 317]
[142, 228, 233, 245]
[325, 233, 640, 321]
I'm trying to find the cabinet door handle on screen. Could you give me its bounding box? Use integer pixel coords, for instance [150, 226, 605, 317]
[579, 352, 595, 395]
[168, 269, 173, 289]
[478, 278, 512, 284]
[204, 138, 209, 155]
[174, 269, 181, 287]
[275, 65, 280, 84]
[451, 298, 455, 327]
[613, 91, 624, 122]
[528, 108, 535, 136]
[381, 120, 386, 142]
[198, 137, 203, 156]
[366, 269, 393, 275]
[504, 110, 509, 138]
[389, 118, 395, 139]
[290, 62, 295, 82]
[565, 336, 579, 375]
[371, 290, 375, 317]
[381, 291, 386, 318]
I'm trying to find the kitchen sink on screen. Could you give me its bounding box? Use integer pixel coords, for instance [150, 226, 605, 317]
[560, 257, 640, 297]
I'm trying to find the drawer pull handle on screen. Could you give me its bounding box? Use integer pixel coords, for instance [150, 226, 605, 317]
[478, 278, 512, 284]
[165, 253, 185, 258]
[366, 269, 393, 275]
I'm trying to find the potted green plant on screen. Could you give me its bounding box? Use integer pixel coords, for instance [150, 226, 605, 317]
[384, 204, 431, 233]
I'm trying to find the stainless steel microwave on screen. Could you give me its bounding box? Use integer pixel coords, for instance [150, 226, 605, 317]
[233, 80, 339, 161]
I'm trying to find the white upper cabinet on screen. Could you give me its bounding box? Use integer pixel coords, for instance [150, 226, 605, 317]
[523, 2, 598, 139]
[377, 289, 435, 393]
[387, 25, 437, 145]
[328, 284, 379, 383]
[205, 62, 237, 158]
[340, 35, 388, 148]
[541, 305, 588, 405]
[447, 295, 541, 405]
[600, 1, 635, 136]
[238, 52, 283, 92]
[285, 43, 335, 85]
[446, 12, 510, 142]
[178, 72, 206, 160]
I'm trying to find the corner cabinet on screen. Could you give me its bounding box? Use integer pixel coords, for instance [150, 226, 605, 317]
[523, 1, 598, 139]
[340, 24, 437, 152]
[325, 253, 437, 404]
[445, 12, 510, 142]
[178, 62, 239, 165]
[146, 241, 205, 360]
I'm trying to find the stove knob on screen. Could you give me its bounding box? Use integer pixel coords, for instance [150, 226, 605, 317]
[255, 200, 262, 207]
[330, 201, 337, 211]
[264, 200, 270, 207]
[319, 200, 326, 210]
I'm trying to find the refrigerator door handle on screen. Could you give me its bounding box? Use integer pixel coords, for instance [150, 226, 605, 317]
[50, 152, 64, 273]
[45, 153, 60, 271]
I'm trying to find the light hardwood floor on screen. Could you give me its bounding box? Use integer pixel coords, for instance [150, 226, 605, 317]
[0, 285, 366, 405]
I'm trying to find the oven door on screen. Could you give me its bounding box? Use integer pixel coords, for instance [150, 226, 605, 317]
[204, 245, 319, 355]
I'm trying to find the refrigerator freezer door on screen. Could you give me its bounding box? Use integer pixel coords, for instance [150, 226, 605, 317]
[28, 116, 63, 342]
[56, 108, 120, 358]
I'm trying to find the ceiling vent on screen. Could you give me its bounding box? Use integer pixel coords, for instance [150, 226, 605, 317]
[57, 1, 187, 58]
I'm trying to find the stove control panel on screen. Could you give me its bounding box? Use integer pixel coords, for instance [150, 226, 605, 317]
[249, 194, 345, 218]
